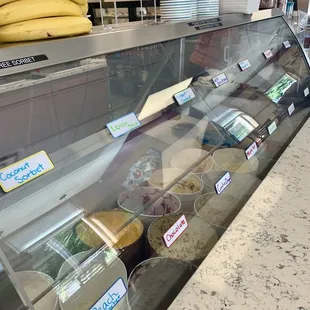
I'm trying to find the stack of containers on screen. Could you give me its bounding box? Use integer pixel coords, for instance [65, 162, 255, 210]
[0, 0, 92, 43]
[197, 0, 219, 19]
[191, 0, 198, 20]
[220, 0, 260, 14]
[160, 0, 192, 21]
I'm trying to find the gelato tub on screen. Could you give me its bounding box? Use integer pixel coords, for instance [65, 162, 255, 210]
[117, 187, 181, 218]
[147, 213, 217, 262]
[75, 210, 144, 272]
[194, 193, 245, 228]
[57, 250, 128, 310]
[201, 170, 261, 196]
[17, 271, 58, 310]
[213, 148, 259, 175]
[170, 148, 213, 175]
[148, 168, 203, 212]
[128, 257, 196, 310]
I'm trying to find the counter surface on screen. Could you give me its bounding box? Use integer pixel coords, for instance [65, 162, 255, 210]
[169, 119, 310, 310]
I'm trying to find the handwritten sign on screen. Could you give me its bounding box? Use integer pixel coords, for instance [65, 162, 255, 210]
[163, 215, 188, 248]
[213, 73, 228, 88]
[106, 112, 140, 138]
[268, 121, 277, 135]
[174, 87, 195, 106]
[263, 49, 273, 59]
[245, 141, 258, 160]
[304, 87, 309, 97]
[215, 171, 232, 195]
[90, 278, 127, 310]
[288, 103, 295, 116]
[238, 59, 251, 71]
[0, 150, 54, 193]
[283, 41, 291, 48]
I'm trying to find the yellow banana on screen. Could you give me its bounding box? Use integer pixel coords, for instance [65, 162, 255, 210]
[70, 0, 87, 5]
[0, 0, 17, 6]
[0, 0, 82, 26]
[80, 3, 88, 15]
[0, 16, 92, 42]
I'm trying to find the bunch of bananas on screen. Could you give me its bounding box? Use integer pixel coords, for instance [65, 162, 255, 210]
[0, 0, 92, 42]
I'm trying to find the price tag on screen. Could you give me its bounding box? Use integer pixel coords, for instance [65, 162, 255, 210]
[0, 150, 54, 193]
[107, 112, 140, 138]
[212, 73, 228, 88]
[174, 87, 195, 106]
[163, 215, 188, 248]
[268, 121, 277, 135]
[245, 142, 258, 160]
[288, 103, 295, 116]
[89, 278, 127, 310]
[238, 59, 251, 71]
[304, 87, 309, 97]
[283, 41, 291, 48]
[214, 171, 232, 195]
[263, 49, 273, 59]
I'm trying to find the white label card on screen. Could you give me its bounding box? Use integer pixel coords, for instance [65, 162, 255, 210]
[174, 87, 195, 106]
[213, 73, 228, 88]
[89, 278, 127, 310]
[263, 49, 273, 59]
[107, 112, 140, 138]
[215, 171, 232, 195]
[268, 121, 277, 135]
[288, 103, 295, 116]
[163, 215, 188, 248]
[304, 87, 309, 97]
[283, 41, 291, 48]
[245, 142, 258, 160]
[0, 150, 54, 193]
[238, 59, 251, 71]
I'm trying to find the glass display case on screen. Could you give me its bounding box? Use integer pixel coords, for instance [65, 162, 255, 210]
[1, 8, 310, 310]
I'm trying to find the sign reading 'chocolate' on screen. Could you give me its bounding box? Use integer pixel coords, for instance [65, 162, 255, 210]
[163, 215, 188, 248]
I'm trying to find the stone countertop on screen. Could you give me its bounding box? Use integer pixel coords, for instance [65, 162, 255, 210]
[169, 119, 310, 310]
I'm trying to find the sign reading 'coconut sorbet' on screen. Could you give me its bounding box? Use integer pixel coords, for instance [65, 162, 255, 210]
[163, 215, 188, 248]
[0, 150, 54, 193]
[107, 112, 140, 138]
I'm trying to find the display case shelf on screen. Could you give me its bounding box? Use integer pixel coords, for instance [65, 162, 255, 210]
[1, 8, 310, 310]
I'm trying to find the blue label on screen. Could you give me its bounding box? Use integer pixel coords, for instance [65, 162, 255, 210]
[89, 278, 127, 310]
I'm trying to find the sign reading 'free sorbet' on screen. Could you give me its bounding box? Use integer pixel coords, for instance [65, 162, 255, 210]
[0, 150, 54, 192]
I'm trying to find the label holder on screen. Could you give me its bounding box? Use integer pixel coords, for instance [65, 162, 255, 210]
[89, 278, 127, 310]
[106, 112, 140, 139]
[212, 73, 228, 88]
[214, 171, 232, 195]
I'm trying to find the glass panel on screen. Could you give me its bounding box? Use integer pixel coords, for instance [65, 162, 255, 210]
[0, 15, 310, 310]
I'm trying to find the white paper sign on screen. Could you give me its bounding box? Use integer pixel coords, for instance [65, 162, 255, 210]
[107, 112, 140, 138]
[268, 121, 277, 135]
[283, 41, 291, 48]
[304, 87, 309, 97]
[0, 150, 54, 193]
[174, 87, 195, 106]
[213, 73, 228, 88]
[215, 171, 232, 195]
[245, 142, 258, 160]
[163, 215, 188, 248]
[89, 278, 127, 310]
[238, 59, 251, 71]
[288, 103, 295, 116]
[263, 49, 273, 59]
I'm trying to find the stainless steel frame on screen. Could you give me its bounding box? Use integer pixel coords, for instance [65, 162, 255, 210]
[0, 9, 283, 77]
